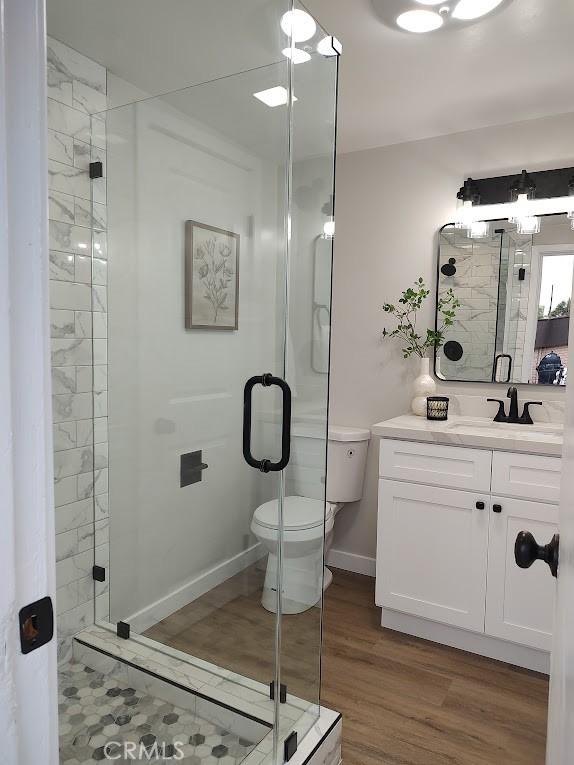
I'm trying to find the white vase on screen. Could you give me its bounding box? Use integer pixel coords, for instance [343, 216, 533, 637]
[411, 356, 436, 416]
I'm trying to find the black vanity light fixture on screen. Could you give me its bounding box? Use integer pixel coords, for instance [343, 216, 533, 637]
[453, 166, 574, 235]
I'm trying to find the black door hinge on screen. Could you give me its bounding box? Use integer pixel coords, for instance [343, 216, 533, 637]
[92, 565, 106, 582]
[117, 621, 130, 639]
[89, 161, 103, 179]
[284, 731, 298, 762]
[19, 596, 54, 654]
[270, 681, 287, 703]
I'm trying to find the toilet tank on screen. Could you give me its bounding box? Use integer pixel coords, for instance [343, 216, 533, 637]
[326, 426, 370, 503]
[285, 421, 370, 503]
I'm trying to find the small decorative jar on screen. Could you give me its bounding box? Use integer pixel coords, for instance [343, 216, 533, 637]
[426, 396, 450, 421]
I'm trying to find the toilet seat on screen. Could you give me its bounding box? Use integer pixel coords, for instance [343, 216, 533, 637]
[253, 496, 334, 532]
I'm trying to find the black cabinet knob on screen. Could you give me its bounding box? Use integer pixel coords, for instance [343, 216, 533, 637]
[514, 531, 559, 578]
[476, 501, 485, 510]
[493, 504, 502, 513]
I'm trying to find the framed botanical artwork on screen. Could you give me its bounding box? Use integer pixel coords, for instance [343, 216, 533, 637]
[185, 220, 240, 330]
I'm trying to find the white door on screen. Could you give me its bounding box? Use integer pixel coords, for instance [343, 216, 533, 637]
[377, 479, 489, 632]
[486, 496, 558, 651]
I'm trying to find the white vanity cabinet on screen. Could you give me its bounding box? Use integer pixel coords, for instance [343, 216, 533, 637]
[376, 438, 560, 670]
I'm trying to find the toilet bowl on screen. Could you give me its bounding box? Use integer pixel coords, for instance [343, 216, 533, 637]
[251, 496, 337, 614]
[251, 424, 370, 614]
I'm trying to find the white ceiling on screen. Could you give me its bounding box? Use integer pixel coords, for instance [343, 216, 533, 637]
[304, 0, 574, 154]
[47, 0, 574, 157]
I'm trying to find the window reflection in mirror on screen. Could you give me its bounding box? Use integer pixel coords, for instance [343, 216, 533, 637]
[436, 214, 573, 386]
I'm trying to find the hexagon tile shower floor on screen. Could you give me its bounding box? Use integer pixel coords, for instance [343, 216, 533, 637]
[58, 662, 258, 764]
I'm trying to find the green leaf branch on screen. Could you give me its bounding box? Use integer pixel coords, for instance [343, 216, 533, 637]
[382, 277, 460, 359]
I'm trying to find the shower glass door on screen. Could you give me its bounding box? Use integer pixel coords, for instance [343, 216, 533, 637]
[88, 1, 338, 759]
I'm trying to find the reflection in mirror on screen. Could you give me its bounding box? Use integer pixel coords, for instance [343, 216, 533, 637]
[436, 214, 573, 385]
[312, 235, 332, 374]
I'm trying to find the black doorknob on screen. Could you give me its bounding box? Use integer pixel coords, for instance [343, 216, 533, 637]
[514, 531, 560, 578]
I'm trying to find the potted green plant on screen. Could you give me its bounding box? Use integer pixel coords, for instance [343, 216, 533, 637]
[382, 278, 460, 415]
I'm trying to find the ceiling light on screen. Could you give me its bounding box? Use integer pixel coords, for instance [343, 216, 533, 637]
[396, 9, 443, 33]
[282, 47, 312, 64]
[253, 86, 297, 108]
[317, 36, 342, 57]
[280, 9, 317, 43]
[415, 0, 446, 4]
[452, 0, 504, 20]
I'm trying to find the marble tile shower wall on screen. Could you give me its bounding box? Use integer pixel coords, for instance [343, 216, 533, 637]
[47, 37, 109, 662]
[439, 239, 500, 381]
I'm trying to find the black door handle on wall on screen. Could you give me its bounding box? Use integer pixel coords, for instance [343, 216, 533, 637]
[514, 531, 560, 578]
[492, 353, 512, 383]
[243, 373, 291, 473]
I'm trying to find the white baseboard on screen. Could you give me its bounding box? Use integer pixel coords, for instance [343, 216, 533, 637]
[127, 543, 265, 632]
[382, 608, 550, 674]
[327, 548, 376, 578]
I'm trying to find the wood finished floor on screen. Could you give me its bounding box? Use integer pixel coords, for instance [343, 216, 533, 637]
[144, 567, 549, 765]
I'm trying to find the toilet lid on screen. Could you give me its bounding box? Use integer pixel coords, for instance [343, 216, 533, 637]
[254, 496, 334, 531]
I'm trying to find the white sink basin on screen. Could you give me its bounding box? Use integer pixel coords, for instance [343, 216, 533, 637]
[445, 418, 563, 437]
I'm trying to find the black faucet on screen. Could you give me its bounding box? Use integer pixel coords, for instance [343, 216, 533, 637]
[507, 386, 519, 421]
[487, 387, 543, 424]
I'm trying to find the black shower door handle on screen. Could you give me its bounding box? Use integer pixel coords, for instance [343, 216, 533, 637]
[243, 373, 291, 473]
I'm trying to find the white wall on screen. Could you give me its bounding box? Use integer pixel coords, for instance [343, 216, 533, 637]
[330, 110, 574, 562]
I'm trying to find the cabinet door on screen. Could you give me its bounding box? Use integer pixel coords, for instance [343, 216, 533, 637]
[377, 479, 489, 632]
[486, 496, 558, 651]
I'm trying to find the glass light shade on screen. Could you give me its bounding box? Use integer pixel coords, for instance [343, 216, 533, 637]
[415, 0, 445, 4]
[469, 220, 491, 239]
[455, 198, 474, 229]
[282, 47, 312, 64]
[396, 9, 443, 32]
[509, 192, 531, 224]
[516, 216, 541, 235]
[280, 9, 317, 43]
[452, 0, 504, 20]
[323, 219, 335, 239]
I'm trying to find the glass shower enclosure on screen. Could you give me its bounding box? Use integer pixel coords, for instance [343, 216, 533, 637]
[79, 1, 338, 761]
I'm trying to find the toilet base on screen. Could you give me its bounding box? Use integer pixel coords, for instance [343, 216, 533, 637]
[261, 551, 326, 615]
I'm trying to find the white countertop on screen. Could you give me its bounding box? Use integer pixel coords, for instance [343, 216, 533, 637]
[372, 414, 563, 457]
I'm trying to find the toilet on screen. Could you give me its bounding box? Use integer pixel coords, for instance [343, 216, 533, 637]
[251, 425, 370, 614]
